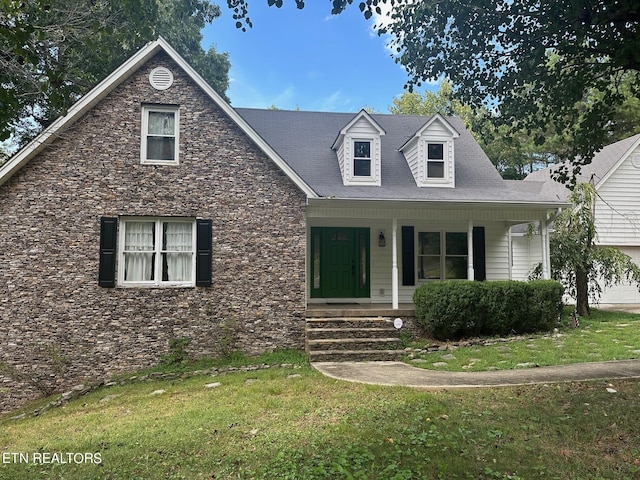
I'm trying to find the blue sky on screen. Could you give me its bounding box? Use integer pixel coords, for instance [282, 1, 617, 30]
[201, 2, 433, 113]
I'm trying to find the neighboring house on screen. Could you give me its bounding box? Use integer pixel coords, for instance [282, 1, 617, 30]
[512, 133, 640, 304]
[0, 38, 564, 410]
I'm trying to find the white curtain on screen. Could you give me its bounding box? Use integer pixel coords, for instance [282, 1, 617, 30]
[164, 222, 192, 282]
[124, 222, 154, 281]
[148, 112, 175, 135]
[147, 112, 175, 160]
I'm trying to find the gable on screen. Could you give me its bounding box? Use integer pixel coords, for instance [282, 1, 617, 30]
[0, 38, 316, 198]
[332, 110, 385, 186]
[399, 114, 460, 188]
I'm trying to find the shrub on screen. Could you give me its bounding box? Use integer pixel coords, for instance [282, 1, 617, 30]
[413, 280, 563, 340]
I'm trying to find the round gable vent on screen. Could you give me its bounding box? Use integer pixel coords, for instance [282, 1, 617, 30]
[149, 67, 174, 90]
[632, 153, 640, 169]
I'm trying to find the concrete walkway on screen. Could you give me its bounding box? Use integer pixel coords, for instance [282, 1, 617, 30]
[312, 359, 640, 389]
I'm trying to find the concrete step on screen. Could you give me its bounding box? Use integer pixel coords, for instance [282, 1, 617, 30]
[305, 316, 404, 362]
[306, 317, 396, 330]
[309, 349, 405, 362]
[306, 327, 398, 340]
[307, 337, 402, 351]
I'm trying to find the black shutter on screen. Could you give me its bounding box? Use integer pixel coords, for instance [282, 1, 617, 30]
[401, 226, 415, 286]
[195, 219, 213, 286]
[473, 226, 486, 281]
[98, 217, 118, 287]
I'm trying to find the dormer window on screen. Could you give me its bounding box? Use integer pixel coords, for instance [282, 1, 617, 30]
[427, 143, 445, 178]
[332, 110, 385, 186]
[353, 140, 372, 177]
[399, 113, 459, 188]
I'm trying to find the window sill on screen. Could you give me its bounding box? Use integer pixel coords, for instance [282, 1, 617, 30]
[117, 283, 195, 289]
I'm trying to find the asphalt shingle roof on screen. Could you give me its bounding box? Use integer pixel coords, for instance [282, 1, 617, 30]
[237, 108, 563, 205]
[524, 133, 640, 201]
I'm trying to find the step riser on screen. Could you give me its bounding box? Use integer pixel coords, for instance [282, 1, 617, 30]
[306, 316, 403, 362]
[309, 350, 405, 362]
[307, 329, 398, 340]
[308, 339, 401, 351]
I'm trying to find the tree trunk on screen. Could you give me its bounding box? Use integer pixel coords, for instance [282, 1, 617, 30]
[575, 268, 590, 316]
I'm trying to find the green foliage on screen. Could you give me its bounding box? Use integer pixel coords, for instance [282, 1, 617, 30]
[408, 307, 640, 372]
[548, 183, 640, 315]
[228, 1, 640, 185]
[1, 0, 229, 147]
[0, 342, 70, 396]
[413, 280, 563, 340]
[379, 0, 640, 185]
[389, 79, 475, 130]
[160, 337, 191, 366]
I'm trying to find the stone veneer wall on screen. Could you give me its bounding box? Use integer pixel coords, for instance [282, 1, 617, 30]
[0, 52, 307, 413]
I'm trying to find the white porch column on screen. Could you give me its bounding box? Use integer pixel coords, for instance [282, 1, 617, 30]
[467, 219, 475, 281]
[540, 220, 550, 280]
[392, 218, 399, 309]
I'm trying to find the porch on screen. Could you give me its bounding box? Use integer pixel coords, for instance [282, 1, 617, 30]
[305, 303, 415, 318]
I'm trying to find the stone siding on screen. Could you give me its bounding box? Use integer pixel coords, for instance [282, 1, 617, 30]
[0, 52, 307, 413]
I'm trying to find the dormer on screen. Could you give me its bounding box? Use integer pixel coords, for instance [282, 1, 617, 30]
[399, 113, 459, 188]
[332, 110, 386, 186]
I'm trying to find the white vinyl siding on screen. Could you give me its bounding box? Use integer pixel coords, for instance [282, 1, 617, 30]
[334, 114, 383, 186]
[308, 212, 519, 304]
[401, 117, 456, 188]
[598, 246, 640, 303]
[510, 233, 543, 281]
[594, 145, 640, 246]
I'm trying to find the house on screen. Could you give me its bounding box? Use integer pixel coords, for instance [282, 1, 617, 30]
[0, 38, 565, 411]
[512, 133, 640, 303]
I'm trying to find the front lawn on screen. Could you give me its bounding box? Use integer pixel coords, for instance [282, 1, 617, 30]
[405, 308, 640, 372]
[2, 344, 640, 479]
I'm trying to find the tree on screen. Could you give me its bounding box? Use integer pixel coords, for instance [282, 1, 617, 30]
[1, 0, 229, 148]
[548, 183, 640, 316]
[226, 0, 640, 185]
[389, 79, 475, 128]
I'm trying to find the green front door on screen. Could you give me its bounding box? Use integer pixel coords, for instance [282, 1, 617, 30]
[310, 227, 370, 298]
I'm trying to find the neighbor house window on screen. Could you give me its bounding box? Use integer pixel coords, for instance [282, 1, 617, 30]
[141, 105, 179, 164]
[353, 140, 372, 177]
[119, 218, 195, 286]
[427, 143, 445, 178]
[418, 231, 467, 280]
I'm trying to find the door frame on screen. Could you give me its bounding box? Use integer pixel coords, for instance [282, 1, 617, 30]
[310, 227, 370, 299]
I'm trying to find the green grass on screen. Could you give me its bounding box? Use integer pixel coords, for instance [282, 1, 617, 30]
[405, 308, 640, 372]
[1, 311, 640, 479]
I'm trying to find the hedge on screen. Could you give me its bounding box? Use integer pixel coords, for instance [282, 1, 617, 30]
[413, 280, 564, 340]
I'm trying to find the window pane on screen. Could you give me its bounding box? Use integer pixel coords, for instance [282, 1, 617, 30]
[148, 112, 175, 135]
[445, 257, 467, 279]
[354, 141, 371, 158]
[427, 161, 444, 178]
[162, 222, 193, 282]
[354, 158, 371, 176]
[124, 221, 155, 281]
[428, 143, 443, 159]
[418, 232, 440, 255]
[147, 137, 175, 161]
[446, 232, 467, 255]
[419, 256, 441, 280]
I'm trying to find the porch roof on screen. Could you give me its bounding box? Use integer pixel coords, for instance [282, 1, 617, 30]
[237, 108, 566, 207]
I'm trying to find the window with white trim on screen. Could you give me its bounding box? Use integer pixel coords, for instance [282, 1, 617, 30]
[418, 231, 467, 280]
[426, 143, 445, 179]
[119, 218, 195, 286]
[353, 140, 372, 177]
[141, 105, 179, 164]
